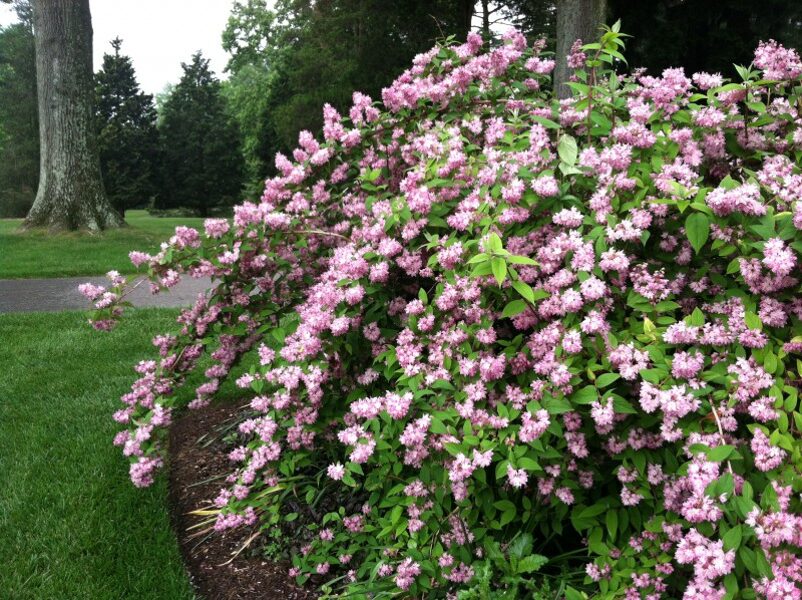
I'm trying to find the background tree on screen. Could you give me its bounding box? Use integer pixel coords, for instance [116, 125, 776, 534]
[499, 0, 556, 42]
[608, 0, 802, 76]
[158, 52, 243, 216]
[0, 0, 38, 218]
[25, 0, 122, 230]
[222, 0, 473, 183]
[495, 0, 802, 80]
[553, 0, 607, 97]
[95, 37, 160, 217]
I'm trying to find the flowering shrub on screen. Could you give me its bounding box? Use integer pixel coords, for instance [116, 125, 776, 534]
[84, 25, 802, 599]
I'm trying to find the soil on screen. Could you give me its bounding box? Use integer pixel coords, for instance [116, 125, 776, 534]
[168, 403, 317, 600]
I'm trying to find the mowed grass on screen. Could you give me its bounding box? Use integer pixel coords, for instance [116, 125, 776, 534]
[0, 309, 195, 600]
[0, 210, 205, 279]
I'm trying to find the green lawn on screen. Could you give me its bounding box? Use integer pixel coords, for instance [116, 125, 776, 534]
[0, 309, 195, 599]
[0, 210, 205, 279]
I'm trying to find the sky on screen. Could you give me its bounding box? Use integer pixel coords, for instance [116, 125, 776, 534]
[0, 0, 238, 95]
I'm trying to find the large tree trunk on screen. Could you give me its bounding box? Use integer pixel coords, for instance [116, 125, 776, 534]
[25, 0, 122, 231]
[456, 0, 474, 41]
[554, 0, 607, 99]
[480, 0, 491, 40]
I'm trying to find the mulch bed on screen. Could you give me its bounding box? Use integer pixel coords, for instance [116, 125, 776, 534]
[168, 403, 317, 600]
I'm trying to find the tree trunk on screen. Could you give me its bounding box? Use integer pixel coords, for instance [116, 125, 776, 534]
[481, 0, 490, 40]
[25, 0, 123, 231]
[456, 0, 474, 41]
[554, 0, 607, 99]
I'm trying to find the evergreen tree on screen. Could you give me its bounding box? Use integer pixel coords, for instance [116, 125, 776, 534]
[159, 52, 243, 216]
[0, 1, 39, 218]
[95, 37, 160, 216]
[499, 0, 557, 43]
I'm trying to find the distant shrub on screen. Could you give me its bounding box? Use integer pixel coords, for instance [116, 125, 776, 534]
[145, 206, 232, 219]
[85, 26, 802, 599]
[0, 188, 34, 218]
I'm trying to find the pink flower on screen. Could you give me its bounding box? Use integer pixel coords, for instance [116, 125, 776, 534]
[754, 40, 802, 80]
[506, 464, 528, 488]
[519, 409, 549, 443]
[204, 218, 230, 238]
[751, 429, 786, 471]
[394, 558, 421, 590]
[762, 238, 796, 277]
[706, 184, 765, 217]
[327, 463, 345, 480]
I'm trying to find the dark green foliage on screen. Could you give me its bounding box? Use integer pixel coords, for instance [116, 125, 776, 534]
[500, 0, 802, 75]
[95, 38, 160, 216]
[499, 0, 557, 44]
[608, 0, 802, 76]
[222, 0, 473, 181]
[158, 53, 243, 216]
[0, 5, 38, 218]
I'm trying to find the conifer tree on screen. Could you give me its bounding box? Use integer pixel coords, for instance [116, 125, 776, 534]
[159, 53, 243, 216]
[95, 37, 160, 216]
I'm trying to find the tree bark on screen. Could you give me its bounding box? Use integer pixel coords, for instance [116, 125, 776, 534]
[25, 0, 123, 230]
[481, 0, 490, 40]
[456, 0, 474, 41]
[554, 0, 607, 99]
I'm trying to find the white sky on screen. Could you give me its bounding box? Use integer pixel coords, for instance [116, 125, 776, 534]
[0, 0, 237, 95]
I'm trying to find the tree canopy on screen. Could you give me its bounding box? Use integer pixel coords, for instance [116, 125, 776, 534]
[222, 0, 477, 182]
[158, 53, 243, 216]
[95, 38, 160, 216]
[0, 5, 38, 217]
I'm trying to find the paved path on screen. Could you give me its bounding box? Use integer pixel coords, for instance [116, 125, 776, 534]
[0, 276, 212, 314]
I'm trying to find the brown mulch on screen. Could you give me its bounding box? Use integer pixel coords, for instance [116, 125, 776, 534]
[168, 403, 317, 600]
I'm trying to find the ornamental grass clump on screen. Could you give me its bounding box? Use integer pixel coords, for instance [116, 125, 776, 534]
[84, 25, 802, 599]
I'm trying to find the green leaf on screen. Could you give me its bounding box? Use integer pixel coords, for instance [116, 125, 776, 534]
[531, 115, 560, 129]
[722, 525, 742, 551]
[744, 311, 762, 331]
[487, 233, 503, 253]
[708, 445, 734, 462]
[502, 300, 527, 318]
[754, 548, 773, 578]
[512, 279, 535, 303]
[494, 500, 516, 526]
[578, 503, 608, 519]
[364, 168, 382, 182]
[558, 134, 578, 166]
[508, 255, 538, 266]
[429, 417, 448, 434]
[516, 554, 548, 574]
[508, 533, 533, 559]
[518, 457, 540, 471]
[471, 261, 493, 277]
[491, 258, 507, 286]
[595, 373, 620, 388]
[565, 587, 585, 600]
[605, 510, 618, 540]
[571, 385, 598, 405]
[689, 307, 705, 326]
[542, 395, 573, 414]
[764, 351, 777, 374]
[686, 212, 710, 254]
